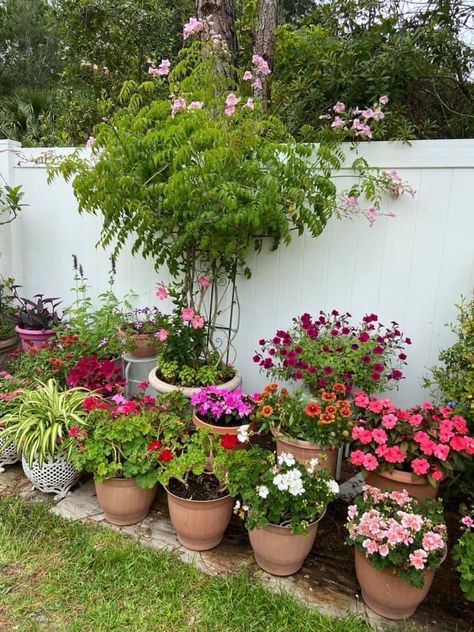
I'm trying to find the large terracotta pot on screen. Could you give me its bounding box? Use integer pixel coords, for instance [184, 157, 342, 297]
[355, 546, 438, 619]
[249, 509, 326, 576]
[272, 429, 338, 476]
[166, 487, 233, 551]
[365, 469, 438, 502]
[15, 325, 55, 351]
[95, 478, 158, 526]
[0, 335, 19, 369]
[148, 367, 241, 399]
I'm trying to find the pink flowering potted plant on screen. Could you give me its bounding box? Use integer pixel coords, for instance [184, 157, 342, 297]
[190, 385, 257, 438]
[346, 485, 447, 619]
[254, 310, 410, 396]
[349, 393, 474, 500]
[254, 382, 354, 475]
[225, 446, 339, 576]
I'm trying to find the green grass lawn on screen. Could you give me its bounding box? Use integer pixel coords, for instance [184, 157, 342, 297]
[0, 496, 377, 632]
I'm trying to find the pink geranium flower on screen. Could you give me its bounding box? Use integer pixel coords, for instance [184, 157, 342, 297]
[409, 549, 427, 570]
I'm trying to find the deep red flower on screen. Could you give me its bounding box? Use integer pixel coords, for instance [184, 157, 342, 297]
[158, 448, 173, 461]
[147, 439, 162, 452]
[68, 425, 80, 438]
[220, 434, 239, 449]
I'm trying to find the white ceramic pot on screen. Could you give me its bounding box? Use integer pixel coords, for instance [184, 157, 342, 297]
[148, 367, 242, 399]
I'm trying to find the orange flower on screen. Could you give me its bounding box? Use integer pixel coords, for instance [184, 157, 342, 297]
[305, 402, 321, 417]
[280, 388, 289, 397]
[337, 399, 350, 409]
[321, 391, 336, 402]
[319, 412, 335, 424]
[261, 405, 273, 417]
[339, 407, 352, 418]
[268, 382, 279, 391]
[333, 383, 346, 392]
[325, 405, 337, 415]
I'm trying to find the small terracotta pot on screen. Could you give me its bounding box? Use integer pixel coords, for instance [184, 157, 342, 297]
[272, 429, 338, 476]
[165, 487, 233, 551]
[15, 325, 55, 351]
[95, 478, 158, 526]
[148, 368, 242, 399]
[249, 509, 326, 576]
[192, 412, 250, 437]
[355, 546, 438, 619]
[118, 328, 157, 359]
[0, 335, 19, 368]
[365, 469, 438, 502]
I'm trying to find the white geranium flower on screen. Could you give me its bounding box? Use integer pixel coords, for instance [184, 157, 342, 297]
[234, 500, 241, 510]
[288, 480, 305, 496]
[277, 452, 296, 467]
[257, 485, 269, 499]
[237, 424, 250, 443]
[327, 479, 340, 495]
[272, 473, 287, 491]
[306, 457, 319, 474]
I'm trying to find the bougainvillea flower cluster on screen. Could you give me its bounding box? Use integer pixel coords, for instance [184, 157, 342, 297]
[345, 485, 446, 587]
[254, 310, 409, 395]
[349, 394, 474, 483]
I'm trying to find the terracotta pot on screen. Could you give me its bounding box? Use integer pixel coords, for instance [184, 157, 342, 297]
[15, 325, 55, 351]
[165, 487, 233, 551]
[0, 335, 18, 369]
[249, 509, 326, 576]
[118, 329, 157, 359]
[148, 367, 241, 399]
[192, 411, 250, 437]
[95, 478, 158, 526]
[355, 546, 438, 619]
[272, 429, 338, 476]
[365, 469, 438, 502]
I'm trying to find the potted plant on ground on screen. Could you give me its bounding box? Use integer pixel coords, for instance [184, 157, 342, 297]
[349, 393, 474, 500]
[118, 306, 169, 359]
[0, 277, 19, 367]
[345, 485, 447, 619]
[190, 385, 257, 437]
[254, 310, 410, 396]
[255, 382, 353, 475]
[225, 446, 339, 575]
[0, 379, 90, 498]
[10, 288, 61, 351]
[69, 391, 191, 525]
[157, 428, 240, 551]
[0, 371, 31, 471]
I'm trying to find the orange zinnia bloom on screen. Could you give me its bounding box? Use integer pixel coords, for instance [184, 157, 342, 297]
[261, 405, 273, 417]
[305, 402, 321, 417]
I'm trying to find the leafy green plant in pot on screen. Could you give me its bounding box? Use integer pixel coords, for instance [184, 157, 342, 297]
[69, 391, 191, 525]
[10, 286, 61, 351]
[118, 306, 169, 359]
[53, 17, 412, 396]
[224, 446, 339, 575]
[452, 508, 474, 602]
[0, 276, 19, 367]
[0, 379, 90, 498]
[157, 427, 243, 551]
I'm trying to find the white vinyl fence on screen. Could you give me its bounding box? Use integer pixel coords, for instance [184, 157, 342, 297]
[1, 138, 473, 406]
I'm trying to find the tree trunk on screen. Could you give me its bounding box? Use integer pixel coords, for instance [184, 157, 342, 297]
[252, 0, 278, 104]
[196, 0, 238, 67]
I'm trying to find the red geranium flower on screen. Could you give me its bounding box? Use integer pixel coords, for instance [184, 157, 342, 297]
[147, 439, 162, 452]
[158, 448, 173, 462]
[221, 434, 239, 449]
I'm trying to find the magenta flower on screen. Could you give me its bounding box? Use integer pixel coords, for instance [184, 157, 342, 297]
[198, 276, 210, 288]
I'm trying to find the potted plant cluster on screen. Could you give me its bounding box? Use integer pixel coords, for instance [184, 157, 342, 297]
[0, 379, 90, 498]
[118, 306, 169, 359]
[11, 288, 62, 351]
[0, 276, 19, 367]
[68, 391, 191, 525]
[0, 370, 30, 471]
[254, 310, 410, 395]
[346, 485, 447, 619]
[226, 446, 339, 575]
[190, 385, 257, 437]
[254, 382, 353, 475]
[349, 392, 474, 500]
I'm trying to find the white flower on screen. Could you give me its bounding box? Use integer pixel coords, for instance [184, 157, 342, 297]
[257, 485, 269, 499]
[272, 473, 287, 491]
[242, 505, 249, 512]
[234, 500, 241, 510]
[277, 452, 296, 467]
[237, 424, 250, 443]
[327, 479, 339, 495]
[288, 480, 305, 496]
[306, 457, 319, 474]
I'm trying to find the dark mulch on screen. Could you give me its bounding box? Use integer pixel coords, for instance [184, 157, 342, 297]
[167, 472, 228, 501]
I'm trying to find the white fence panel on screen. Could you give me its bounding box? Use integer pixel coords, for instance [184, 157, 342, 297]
[1, 139, 473, 407]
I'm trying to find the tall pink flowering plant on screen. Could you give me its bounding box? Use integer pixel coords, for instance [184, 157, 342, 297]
[346, 485, 446, 588]
[349, 394, 474, 484]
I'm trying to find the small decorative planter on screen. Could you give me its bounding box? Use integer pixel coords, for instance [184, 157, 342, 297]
[365, 469, 438, 502]
[248, 510, 326, 576]
[95, 478, 158, 526]
[0, 335, 18, 369]
[15, 325, 55, 351]
[272, 429, 337, 476]
[0, 437, 19, 472]
[118, 328, 157, 359]
[148, 367, 241, 399]
[22, 453, 80, 500]
[165, 487, 233, 551]
[354, 547, 438, 619]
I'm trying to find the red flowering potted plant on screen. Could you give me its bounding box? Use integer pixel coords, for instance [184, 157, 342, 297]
[346, 485, 447, 619]
[225, 446, 339, 576]
[255, 382, 353, 475]
[190, 385, 257, 438]
[69, 391, 191, 525]
[157, 428, 239, 551]
[254, 310, 410, 395]
[349, 393, 474, 500]
[10, 288, 61, 351]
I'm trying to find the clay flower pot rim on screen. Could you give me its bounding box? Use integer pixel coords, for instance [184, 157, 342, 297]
[193, 411, 248, 432]
[165, 485, 231, 504]
[271, 427, 335, 449]
[364, 468, 439, 486]
[96, 476, 153, 487]
[15, 325, 55, 334]
[262, 506, 327, 531]
[148, 367, 242, 397]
